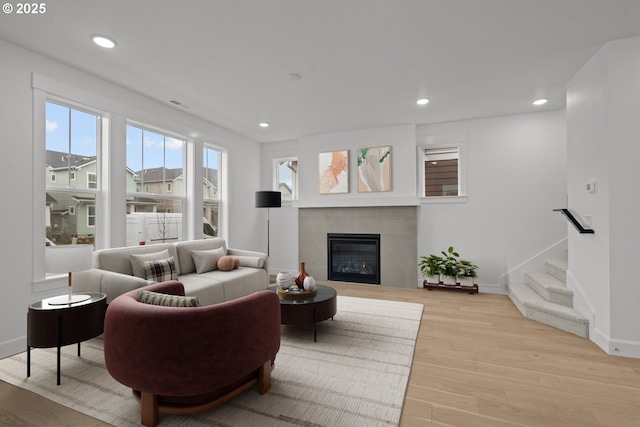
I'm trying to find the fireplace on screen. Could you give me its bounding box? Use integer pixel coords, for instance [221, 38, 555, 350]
[327, 233, 380, 284]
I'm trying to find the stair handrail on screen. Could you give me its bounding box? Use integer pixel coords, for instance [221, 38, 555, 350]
[553, 209, 594, 234]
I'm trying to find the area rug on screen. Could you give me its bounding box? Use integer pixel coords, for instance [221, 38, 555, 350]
[0, 296, 422, 427]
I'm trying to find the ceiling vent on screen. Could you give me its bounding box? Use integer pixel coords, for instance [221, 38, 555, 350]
[169, 99, 190, 109]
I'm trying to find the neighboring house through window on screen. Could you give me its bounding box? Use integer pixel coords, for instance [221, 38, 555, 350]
[45, 101, 100, 246]
[419, 135, 467, 202]
[203, 145, 221, 237]
[125, 124, 185, 245]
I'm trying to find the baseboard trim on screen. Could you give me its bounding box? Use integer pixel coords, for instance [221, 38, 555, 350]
[0, 335, 26, 360]
[592, 328, 640, 359]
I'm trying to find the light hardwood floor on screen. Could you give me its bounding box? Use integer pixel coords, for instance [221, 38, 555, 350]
[1, 282, 639, 426]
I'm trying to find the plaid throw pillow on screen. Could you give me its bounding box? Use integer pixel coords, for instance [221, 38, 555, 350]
[138, 290, 199, 307]
[142, 257, 178, 283]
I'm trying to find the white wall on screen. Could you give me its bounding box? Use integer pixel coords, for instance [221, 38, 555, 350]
[297, 124, 418, 207]
[260, 140, 300, 274]
[417, 111, 567, 293]
[262, 112, 568, 291]
[566, 36, 640, 358]
[262, 125, 419, 275]
[0, 40, 263, 358]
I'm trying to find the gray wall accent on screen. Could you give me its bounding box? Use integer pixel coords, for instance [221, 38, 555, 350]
[298, 206, 417, 288]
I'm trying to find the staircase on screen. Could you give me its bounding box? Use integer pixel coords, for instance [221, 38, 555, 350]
[506, 259, 589, 338]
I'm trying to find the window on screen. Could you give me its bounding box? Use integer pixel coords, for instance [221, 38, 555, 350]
[87, 172, 97, 189]
[45, 101, 100, 246]
[423, 147, 459, 197]
[87, 205, 96, 227]
[203, 145, 221, 237]
[126, 124, 185, 245]
[275, 158, 298, 201]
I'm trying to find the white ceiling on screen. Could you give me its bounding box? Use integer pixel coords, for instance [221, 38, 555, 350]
[2, 0, 640, 143]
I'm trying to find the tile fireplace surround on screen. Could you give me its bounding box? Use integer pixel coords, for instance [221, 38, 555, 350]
[298, 206, 418, 288]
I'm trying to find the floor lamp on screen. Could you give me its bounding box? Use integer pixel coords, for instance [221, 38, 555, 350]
[255, 191, 281, 257]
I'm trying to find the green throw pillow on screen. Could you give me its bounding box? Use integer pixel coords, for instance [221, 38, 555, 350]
[138, 289, 200, 307]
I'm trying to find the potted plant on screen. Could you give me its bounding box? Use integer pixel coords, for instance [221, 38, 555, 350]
[456, 259, 478, 287]
[440, 246, 460, 285]
[418, 254, 442, 284]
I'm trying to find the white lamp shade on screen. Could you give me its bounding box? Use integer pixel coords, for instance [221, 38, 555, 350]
[45, 244, 93, 274]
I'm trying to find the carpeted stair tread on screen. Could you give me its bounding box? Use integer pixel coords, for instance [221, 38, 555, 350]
[525, 272, 574, 307]
[507, 282, 588, 338]
[546, 259, 567, 283]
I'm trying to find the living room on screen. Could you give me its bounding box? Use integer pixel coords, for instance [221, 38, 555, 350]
[0, 1, 639, 424]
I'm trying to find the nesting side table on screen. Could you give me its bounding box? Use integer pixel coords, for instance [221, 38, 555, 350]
[27, 292, 106, 385]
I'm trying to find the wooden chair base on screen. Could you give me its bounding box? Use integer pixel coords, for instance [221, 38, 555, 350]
[135, 361, 273, 427]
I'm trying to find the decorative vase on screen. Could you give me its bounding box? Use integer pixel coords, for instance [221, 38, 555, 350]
[276, 271, 294, 288]
[303, 275, 316, 291]
[295, 261, 308, 287]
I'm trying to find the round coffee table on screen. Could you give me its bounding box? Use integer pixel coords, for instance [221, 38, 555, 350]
[269, 284, 337, 342]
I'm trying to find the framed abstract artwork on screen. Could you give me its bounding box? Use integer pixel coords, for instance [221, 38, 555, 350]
[318, 150, 349, 194]
[357, 145, 391, 192]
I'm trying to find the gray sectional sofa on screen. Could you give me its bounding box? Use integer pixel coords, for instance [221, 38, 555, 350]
[73, 238, 269, 305]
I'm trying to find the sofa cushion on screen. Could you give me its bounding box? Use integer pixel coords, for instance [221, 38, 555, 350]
[143, 257, 178, 282]
[138, 289, 199, 307]
[177, 275, 225, 306]
[191, 247, 225, 274]
[174, 238, 228, 275]
[130, 249, 172, 278]
[235, 256, 265, 268]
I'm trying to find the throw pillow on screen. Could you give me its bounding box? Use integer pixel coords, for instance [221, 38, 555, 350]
[191, 247, 226, 274]
[235, 255, 265, 268]
[217, 256, 239, 271]
[130, 249, 171, 278]
[138, 290, 200, 307]
[142, 257, 178, 282]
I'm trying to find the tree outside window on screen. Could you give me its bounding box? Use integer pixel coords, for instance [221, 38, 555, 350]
[125, 124, 185, 245]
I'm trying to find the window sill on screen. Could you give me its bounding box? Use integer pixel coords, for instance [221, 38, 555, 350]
[420, 195, 468, 204]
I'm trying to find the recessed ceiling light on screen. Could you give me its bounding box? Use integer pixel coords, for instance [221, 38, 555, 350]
[259, 122, 270, 128]
[416, 98, 430, 106]
[91, 34, 117, 49]
[533, 98, 548, 106]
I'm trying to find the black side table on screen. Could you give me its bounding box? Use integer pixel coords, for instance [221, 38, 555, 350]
[27, 292, 106, 385]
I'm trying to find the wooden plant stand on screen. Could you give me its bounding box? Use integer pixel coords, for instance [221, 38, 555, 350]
[423, 280, 478, 294]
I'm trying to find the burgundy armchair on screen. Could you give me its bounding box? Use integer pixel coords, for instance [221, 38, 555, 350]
[103, 281, 281, 427]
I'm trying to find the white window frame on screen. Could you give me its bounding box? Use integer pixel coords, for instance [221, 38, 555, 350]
[417, 134, 468, 204]
[202, 143, 223, 238]
[45, 99, 103, 242]
[70, 170, 76, 181]
[125, 122, 187, 244]
[273, 157, 298, 202]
